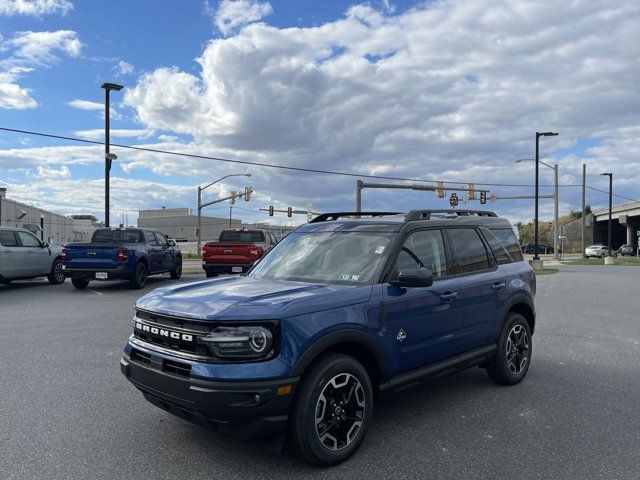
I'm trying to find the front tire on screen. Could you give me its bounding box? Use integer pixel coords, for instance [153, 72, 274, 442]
[47, 259, 66, 285]
[170, 257, 182, 280]
[71, 278, 89, 289]
[487, 313, 532, 385]
[288, 354, 373, 467]
[130, 262, 148, 289]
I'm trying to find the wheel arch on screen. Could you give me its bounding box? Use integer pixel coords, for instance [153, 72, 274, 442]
[503, 295, 536, 334]
[290, 329, 388, 390]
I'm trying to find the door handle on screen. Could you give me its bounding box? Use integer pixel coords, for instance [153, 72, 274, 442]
[491, 282, 506, 291]
[439, 291, 459, 303]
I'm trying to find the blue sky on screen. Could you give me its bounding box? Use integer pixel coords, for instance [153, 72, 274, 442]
[0, 0, 638, 225]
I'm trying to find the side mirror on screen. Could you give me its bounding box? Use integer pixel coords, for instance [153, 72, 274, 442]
[390, 267, 434, 288]
[168, 239, 176, 246]
[42, 242, 49, 248]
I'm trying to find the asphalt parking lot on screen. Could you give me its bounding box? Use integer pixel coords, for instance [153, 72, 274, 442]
[1, 266, 639, 480]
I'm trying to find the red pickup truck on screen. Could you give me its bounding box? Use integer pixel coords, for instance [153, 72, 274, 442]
[202, 229, 278, 277]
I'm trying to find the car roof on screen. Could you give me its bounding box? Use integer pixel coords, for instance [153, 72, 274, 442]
[297, 210, 512, 233]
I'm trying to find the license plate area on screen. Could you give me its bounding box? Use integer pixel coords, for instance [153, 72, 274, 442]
[231, 266, 243, 273]
[95, 272, 108, 280]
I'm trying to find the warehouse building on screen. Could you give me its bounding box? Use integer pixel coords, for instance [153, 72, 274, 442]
[137, 207, 241, 241]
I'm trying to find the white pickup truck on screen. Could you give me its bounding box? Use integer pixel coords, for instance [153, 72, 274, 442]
[0, 227, 65, 285]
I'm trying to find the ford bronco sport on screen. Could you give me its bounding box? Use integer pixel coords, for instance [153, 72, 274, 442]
[121, 210, 535, 466]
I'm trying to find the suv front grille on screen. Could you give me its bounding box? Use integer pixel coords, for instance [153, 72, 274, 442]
[130, 347, 192, 377]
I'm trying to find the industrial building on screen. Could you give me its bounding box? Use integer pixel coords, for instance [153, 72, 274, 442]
[0, 187, 98, 243]
[592, 201, 640, 248]
[137, 208, 241, 241]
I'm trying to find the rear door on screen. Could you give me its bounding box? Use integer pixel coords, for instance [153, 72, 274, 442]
[445, 228, 509, 350]
[144, 230, 162, 272]
[0, 230, 21, 278]
[154, 232, 173, 271]
[383, 228, 465, 372]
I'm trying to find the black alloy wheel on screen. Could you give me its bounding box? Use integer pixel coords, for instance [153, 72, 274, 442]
[130, 262, 148, 289]
[486, 312, 532, 385]
[48, 259, 66, 285]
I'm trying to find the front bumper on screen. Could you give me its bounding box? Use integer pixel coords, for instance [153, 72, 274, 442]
[120, 352, 298, 440]
[64, 265, 133, 280]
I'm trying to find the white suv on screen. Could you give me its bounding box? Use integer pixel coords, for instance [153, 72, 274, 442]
[0, 227, 65, 285]
[585, 244, 611, 258]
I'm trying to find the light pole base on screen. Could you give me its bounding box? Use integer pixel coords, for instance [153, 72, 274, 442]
[604, 256, 616, 265]
[530, 259, 544, 270]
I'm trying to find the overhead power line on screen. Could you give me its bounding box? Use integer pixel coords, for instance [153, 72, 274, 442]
[0, 126, 578, 188]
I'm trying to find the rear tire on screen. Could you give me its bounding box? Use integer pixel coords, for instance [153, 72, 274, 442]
[170, 257, 182, 280]
[71, 278, 89, 289]
[47, 258, 66, 285]
[487, 312, 532, 385]
[288, 354, 373, 467]
[130, 262, 148, 289]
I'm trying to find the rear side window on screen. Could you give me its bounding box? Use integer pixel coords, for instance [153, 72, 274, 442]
[482, 229, 513, 265]
[490, 228, 523, 262]
[394, 229, 447, 279]
[0, 231, 18, 246]
[219, 231, 266, 242]
[92, 230, 143, 243]
[447, 228, 491, 274]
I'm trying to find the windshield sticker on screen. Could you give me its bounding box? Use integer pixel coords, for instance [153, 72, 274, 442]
[351, 274, 360, 281]
[375, 245, 386, 254]
[339, 274, 351, 281]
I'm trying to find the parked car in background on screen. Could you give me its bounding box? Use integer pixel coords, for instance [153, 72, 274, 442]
[63, 227, 182, 289]
[202, 228, 277, 277]
[615, 244, 636, 256]
[585, 244, 611, 258]
[121, 209, 535, 466]
[0, 227, 65, 285]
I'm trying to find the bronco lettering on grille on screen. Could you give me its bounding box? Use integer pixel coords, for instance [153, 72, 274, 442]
[135, 322, 193, 342]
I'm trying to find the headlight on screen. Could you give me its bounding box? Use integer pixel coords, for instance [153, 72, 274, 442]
[201, 326, 274, 361]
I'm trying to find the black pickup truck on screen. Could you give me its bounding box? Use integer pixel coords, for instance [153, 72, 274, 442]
[63, 227, 182, 289]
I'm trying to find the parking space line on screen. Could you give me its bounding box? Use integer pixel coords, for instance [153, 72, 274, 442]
[89, 289, 103, 295]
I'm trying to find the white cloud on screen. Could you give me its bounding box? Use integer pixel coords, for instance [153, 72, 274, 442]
[67, 99, 102, 110]
[114, 59, 134, 76]
[0, 0, 72, 16]
[74, 129, 154, 141]
[29, 165, 71, 179]
[0, 29, 82, 109]
[210, 0, 273, 36]
[4, 30, 82, 63]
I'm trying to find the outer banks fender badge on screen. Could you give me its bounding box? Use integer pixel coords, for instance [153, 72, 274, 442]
[397, 329, 407, 342]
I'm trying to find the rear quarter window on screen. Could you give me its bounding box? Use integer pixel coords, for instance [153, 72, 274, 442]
[490, 228, 524, 262]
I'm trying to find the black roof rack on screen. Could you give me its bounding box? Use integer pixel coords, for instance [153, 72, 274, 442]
[405, 209, 498, 221]
[309, 212, 401, 223]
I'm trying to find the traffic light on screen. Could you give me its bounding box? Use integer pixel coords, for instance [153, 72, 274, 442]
[480, 191, 487, 204]
[449, 193, 459, 207]
[268, 205, 274, 216]
[230, 191, 236, 205]
[287, 207, 293, 218]
[244, 187, 251, 201]
[435, 181, 445, 198]
[549, 221, 554, 229]
[467, 183, 475, 201]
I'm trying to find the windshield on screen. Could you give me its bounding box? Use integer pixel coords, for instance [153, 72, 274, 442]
[249, 231, 395, 285]
[219, 230, 265, 242]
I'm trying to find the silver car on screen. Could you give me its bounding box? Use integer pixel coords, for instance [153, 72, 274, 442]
[585, 244, 611, 258]
[0, 227, 65, 285]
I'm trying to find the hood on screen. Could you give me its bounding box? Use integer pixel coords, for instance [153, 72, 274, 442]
[135, 275, 373, 320]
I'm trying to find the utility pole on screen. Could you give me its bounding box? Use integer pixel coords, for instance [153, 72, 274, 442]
[553, 164, 559, 260]
[356, 180, 363, 212]
[582, 164, 586, 258]
[101, 82, 123, 228]
[601, 172, 613, 256]
[533, 131, 559, 265]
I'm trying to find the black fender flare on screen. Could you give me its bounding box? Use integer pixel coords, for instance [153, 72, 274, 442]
[290, 328, 388, 380]
[500, 292, 536, 334]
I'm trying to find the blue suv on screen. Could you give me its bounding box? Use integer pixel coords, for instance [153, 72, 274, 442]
[121, 210, 535, 466]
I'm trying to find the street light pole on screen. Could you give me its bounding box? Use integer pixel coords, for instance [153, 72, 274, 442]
[101, 82, 123, 228]
[553, 164, 559, 260]
[197, 173, 251, 256]
[601, 172, 613, 256]
[534, 131, 558, 262]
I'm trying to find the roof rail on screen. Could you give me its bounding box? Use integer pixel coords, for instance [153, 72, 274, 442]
[309, 212, 401, 223]
[405, 209, 498, 222]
